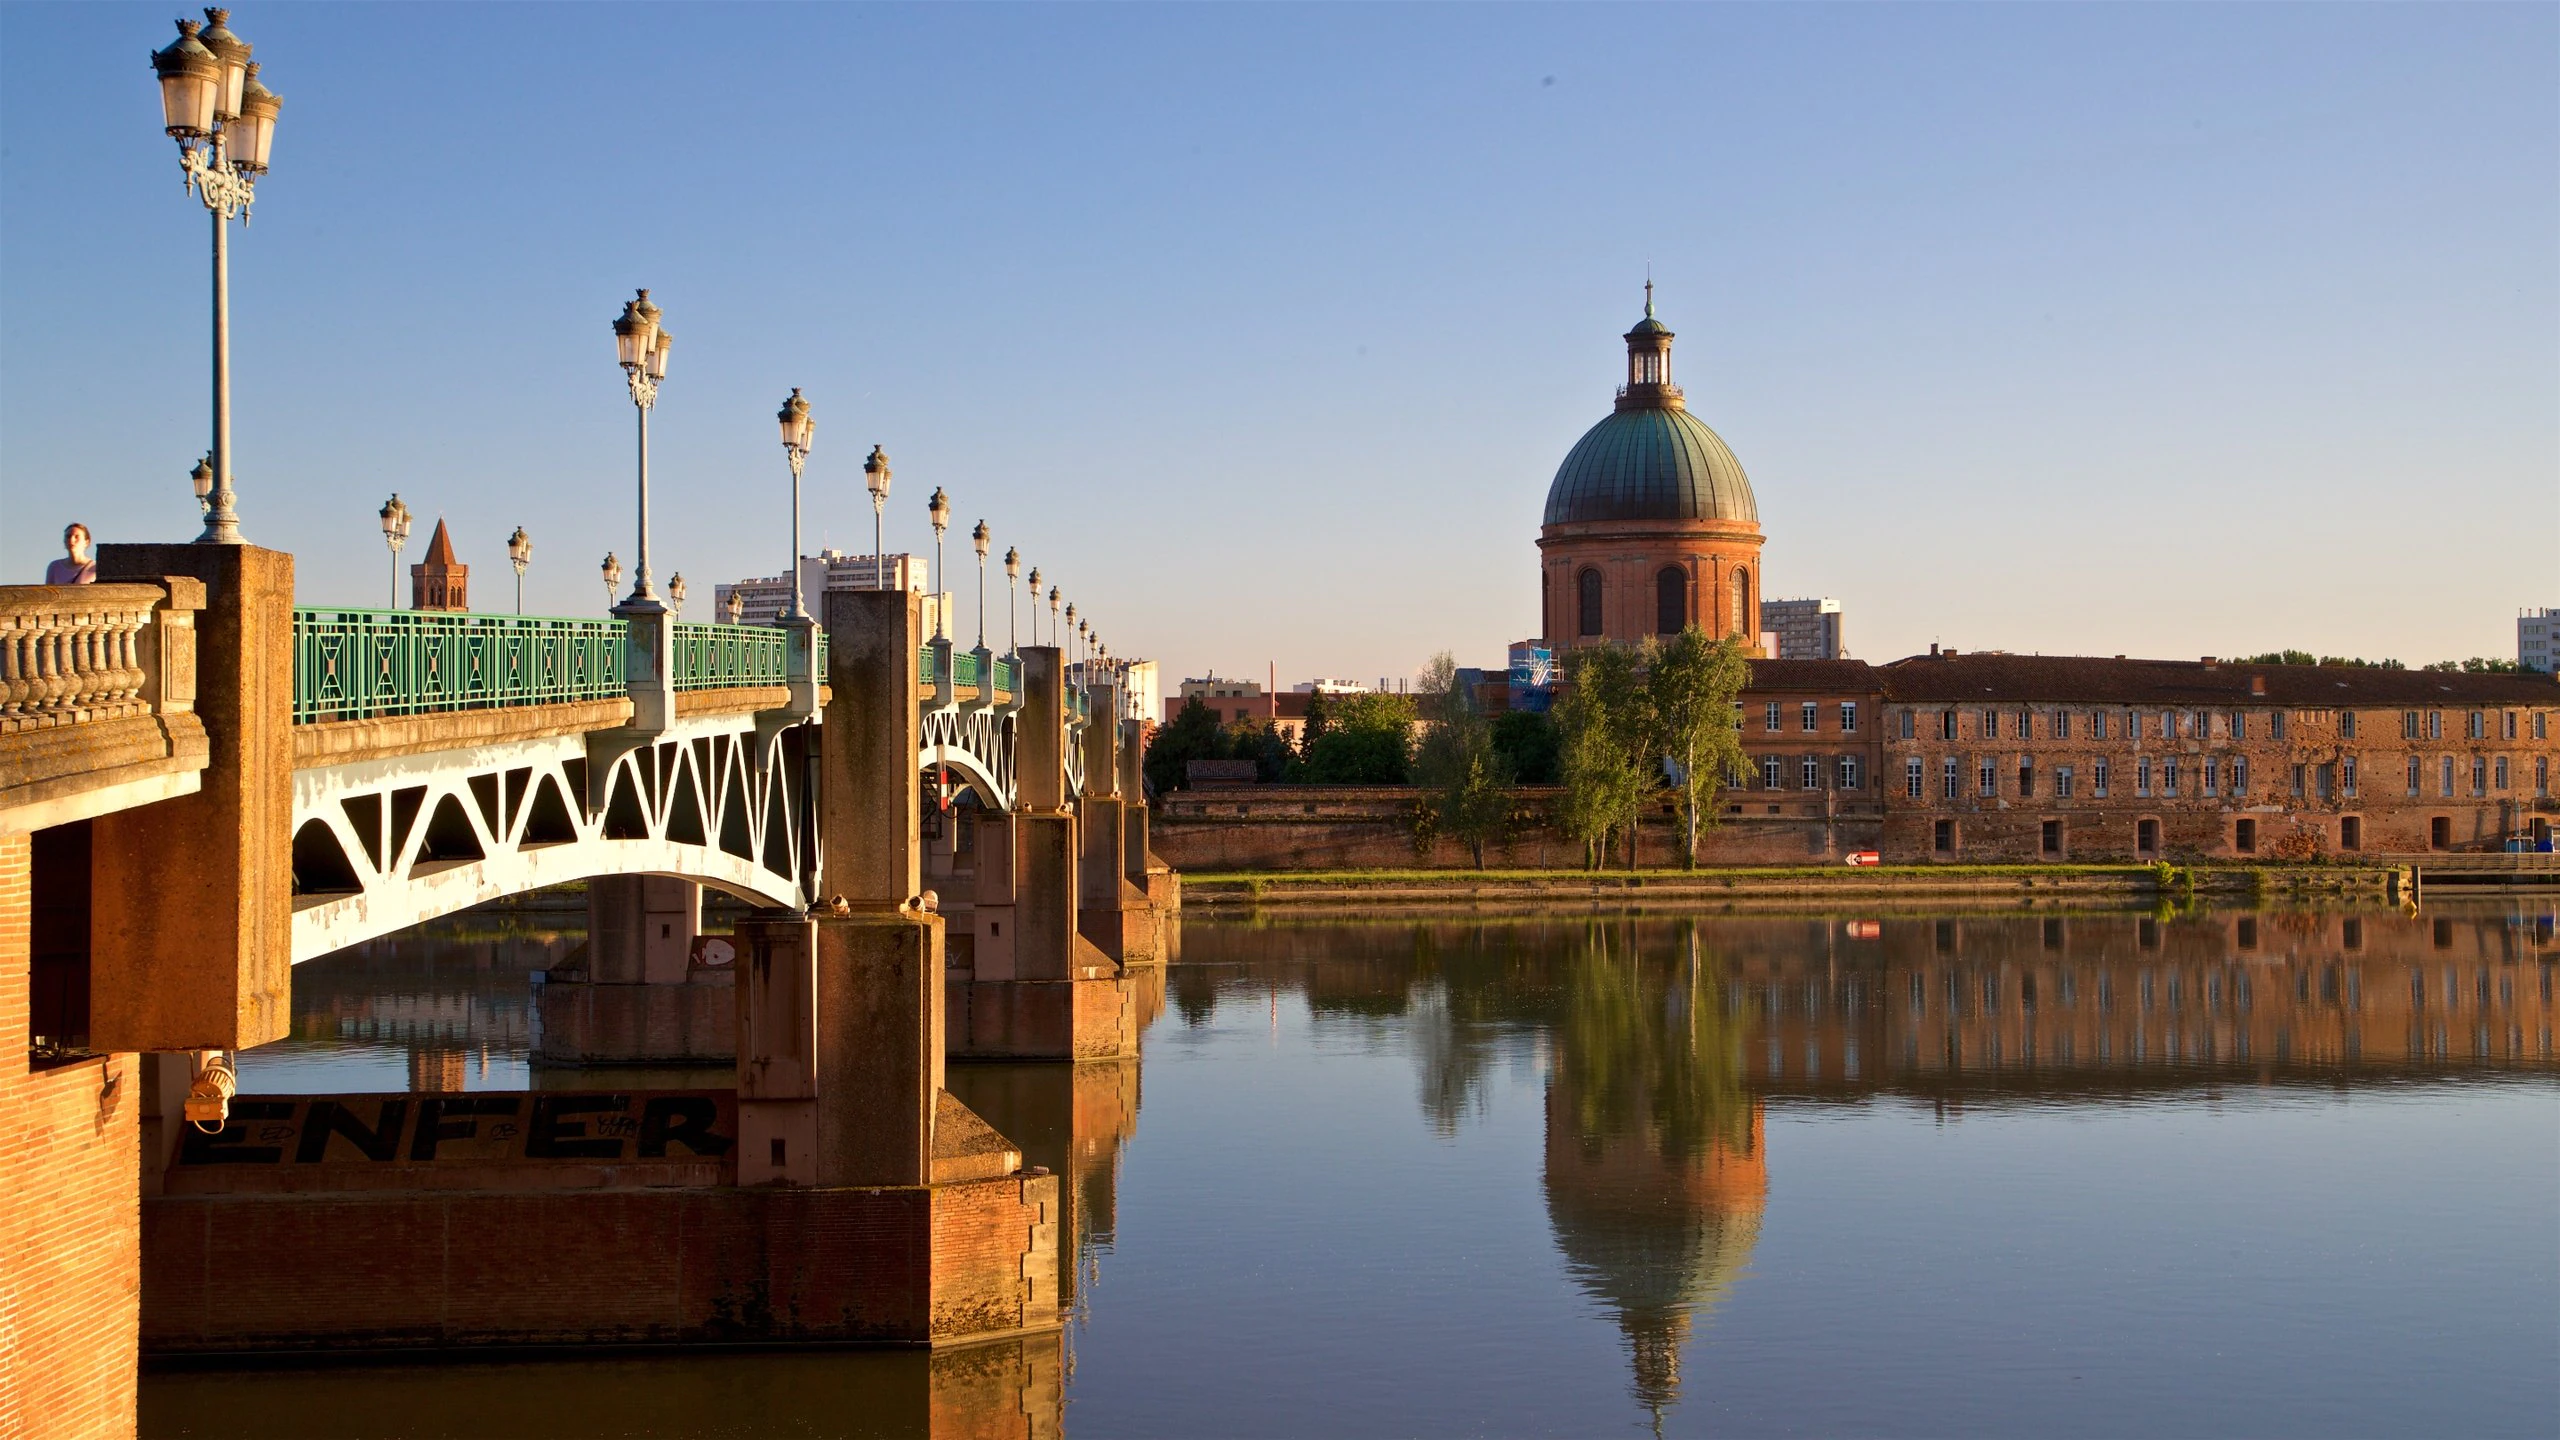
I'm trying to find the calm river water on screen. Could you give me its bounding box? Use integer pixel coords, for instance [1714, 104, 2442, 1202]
[145, 903, 2559, 1438]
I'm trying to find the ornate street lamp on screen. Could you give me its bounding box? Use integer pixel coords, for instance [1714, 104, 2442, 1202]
[506, 526, 531, 614]
[190, 456, 214, 515]
[1047, 586, 1060, 652]
[863, 446, 892, 590]
[377, 492, 411, 609]
[1003, 547, 1020, 655]
[970, 521, 990, 650]
[725, 588, 745, 625]
[151, 9, 281, 544]
[1065, 602, 1078, 678]
[609, 288, 672, 609]
[600, 551, 622, 611]
[1025, 567, 1041, 644]
[776, 388, 815, 619]
[668, 572, 687, 618]
[926, 487, 950, 641]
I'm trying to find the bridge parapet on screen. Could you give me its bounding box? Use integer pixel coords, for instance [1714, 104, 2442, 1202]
[2, 580, 211, 833]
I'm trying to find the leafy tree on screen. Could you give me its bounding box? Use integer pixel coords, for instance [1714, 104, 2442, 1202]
[1143, 696, 1227, 793]
[1303, 691, 1415, 784]
[1647, 627, 1751, 868]
[1491, 709, 1561, 785]
[1300, 689, 1333, 753]
[1236, 719, 1298, 782]
[1554, 644, 1652, 870]
[1413, 651, 1516, 868]
[2427, 657, 2525, 674]
[2242, 650, 2406, 670]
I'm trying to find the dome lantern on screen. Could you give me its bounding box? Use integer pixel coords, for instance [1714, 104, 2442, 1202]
[1619, 279, 1681, 410]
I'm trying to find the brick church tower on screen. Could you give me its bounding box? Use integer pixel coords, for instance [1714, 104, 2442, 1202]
[410, 518, 468, 611]
[1536, 285, 1766, 653]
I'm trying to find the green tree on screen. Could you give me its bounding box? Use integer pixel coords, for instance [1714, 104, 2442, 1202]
[1143, 696, 1227, 794]
[1303, 691, 1415, 784]
[1299, 689, 1333, 754]
[1491, 708, 1562, 785]
[1647, 627, 1751, 868]
[2428, 656, 2525, 674]
[1414, 651, 1517, 868]
[1554, 644, 1652, 870]
[1237, 719, 1298, 782]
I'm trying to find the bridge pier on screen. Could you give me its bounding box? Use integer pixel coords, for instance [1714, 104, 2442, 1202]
[532, 875, 734, 1066]
[950, 649, 1136, 1061]
[1075, 690, 1168, 968]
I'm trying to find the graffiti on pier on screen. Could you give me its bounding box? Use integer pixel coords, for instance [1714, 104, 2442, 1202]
[170, 1090, 736, 1191]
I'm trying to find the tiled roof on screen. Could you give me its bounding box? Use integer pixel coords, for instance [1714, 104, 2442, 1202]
[1744, 659, 1877, 693]
[1874, 653, 2560, 707]
[1543, 406, 1757, 526]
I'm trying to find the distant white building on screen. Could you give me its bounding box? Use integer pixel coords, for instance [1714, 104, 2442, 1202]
[714, 550, 948, 636]
[1120, 660, 1161, 726]
[1762, 597, 1846, 660]
[1292, 678, 1368, 695]
[2521, 607, 2558, 674]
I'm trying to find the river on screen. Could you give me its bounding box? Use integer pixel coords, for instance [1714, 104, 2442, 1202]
[144, 902, 2559, 1438]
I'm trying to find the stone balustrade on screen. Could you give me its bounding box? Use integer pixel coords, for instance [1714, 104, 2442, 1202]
[0, 584, 167, 732]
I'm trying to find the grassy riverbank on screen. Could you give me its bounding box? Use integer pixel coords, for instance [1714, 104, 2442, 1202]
[1182, 862, 2405, 911]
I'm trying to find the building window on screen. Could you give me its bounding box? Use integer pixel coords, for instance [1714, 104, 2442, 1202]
[2341, 756, 2356, 796]
[2340, 710, 2357, 739]
[2138, 818, 2159, 853]
[2316, 762, 2335, 801]
[2236, 818, 2257, 853]
[2341, 816, 2361, 851]
[1897, 709, 1914, 740]
[2056, 764, 2075, 798]
[2536, 713, 2548, 741]
[1801, 702, 1819, 733]
[2494, 756, 2509, 790]
[1982, 709, 1999, 739]
[1765, 702, 1781, 733]
[2017, 757, 2034, 797]
[2041, 820, 2063, 856]
[1762, 756, 1783, 790]
[2466, 710, 2484, 740]
[1905, 757, 1924, 798]
[2164, 759, 2180, 797]
[1841, 702, 1859, 733]
[1942, 756, 1959, 798]
[2193, 711, 2212, 739]
[2054, 710, 2071, 740]
[2427, 711, 2442, 741]
[2233, 755, 2250, 795]
[1730, 569, 1751, 638]
[1934, 819, 1956, 853]
[2503, 711, 2518, 740]
[2271, 711, 2287, 741]
[1978, 757, 1997, 796]
[1802, 756, 1821, 790]
[2403, 710, 2419, 739]
[1838, 756, 1861, 790]
[2124, 709, 2139, 742]
[1576, 568, 1603, 637]
[2539, 755, 2551, 796]
[2232, 712, 2248, 740]
[2291, 763, 2305, 798]
[2440, 756, 2455, 797]
[2163, 712, 2179, 741]
[2137, 757, 2152, 797]
[2093, 758, 2110, 797]
[2092, 710, 2108, 740]
[1941, 710, 1958, 740]
[2201, 758, 2218, 796]
[1655, 567, 1687, 636]
[2018, 710, 2033, 739]
[2470, 757, 2486, 796]
[2407, 755, 2422, 796]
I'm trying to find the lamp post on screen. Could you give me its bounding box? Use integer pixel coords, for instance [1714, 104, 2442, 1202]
[970, 521, 990, 649]
[725, 589, 744, 625]
[1025, 568, 1041, 644]
[377, 493, 411, 608]
[1003, 547, 1020, 654]
[926, 487, 950, 640]
[151, 8, 282, 545]
[609, 289, 672, 608]
[190, 456, 214, 515]
[668, 572, 687, 619]
[1065, 602, 1078, 679]
[863, 446, 892, 590]
[507, 526, 530, 614]
[601, 552, 621, 612]
[1047, 586, 1060, 652]
[777, 388, 815, 619]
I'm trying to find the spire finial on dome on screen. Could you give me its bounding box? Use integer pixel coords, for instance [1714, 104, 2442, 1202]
[1644, 269, 1654, 319]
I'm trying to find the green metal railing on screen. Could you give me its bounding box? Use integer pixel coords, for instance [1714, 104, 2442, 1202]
[670, 622, 790, 690]
[293, 609, 624, 724]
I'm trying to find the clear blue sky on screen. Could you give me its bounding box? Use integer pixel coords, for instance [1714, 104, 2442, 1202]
[5, 3, 2554, 686]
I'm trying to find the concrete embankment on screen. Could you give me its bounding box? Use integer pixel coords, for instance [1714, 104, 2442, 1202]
[1184, 864, 2405, 914]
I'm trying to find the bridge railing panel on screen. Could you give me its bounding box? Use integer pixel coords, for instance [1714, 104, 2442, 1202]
[670, 622, 790, 691]
[293, 610, 623, 724]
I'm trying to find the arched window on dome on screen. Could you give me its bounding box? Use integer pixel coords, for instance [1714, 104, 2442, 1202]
[1655, 567, 1686, 636]
[1577, 569, 1604, 638]
[1730, 568, 1752, 640]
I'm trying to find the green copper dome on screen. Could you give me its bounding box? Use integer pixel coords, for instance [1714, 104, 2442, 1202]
[1543, 404, 1757, 527]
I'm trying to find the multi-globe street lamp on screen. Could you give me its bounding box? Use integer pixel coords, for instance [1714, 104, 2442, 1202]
[669, 573, 688, 619]
[926, 488, 950, 641]
[601, 552, 622, 612]
[1025, 568, 1042, 643]
[507, 527, 531, 614]
[971, 521, 990, 650]
[725, 589, 745, 625]
[377, 493, 411, 608]
[776, 388, 816, 620]
[609, 289, 673, 609]
[863, 446, 892, 590]
[1047, 586, 1061, 650]
[150, 8, 282, 545]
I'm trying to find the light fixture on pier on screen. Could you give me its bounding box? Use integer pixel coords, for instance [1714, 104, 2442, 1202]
[926, 487, 951, 641]
[506, 526, 531, 614]
[777, 388, 815, 621]
[725, 588, 745, 625]
[609, 289, 672, 610]
[668, 572, 687, 618]
[971, 520, 990, 650]
[1003, 547, 1021, 654]
[378, 493, 411, 609]
[190, 456, 214, 515]
[152, 8, 283, 544]
[863, 445, 892, 591]
[601, 551, 622, 611]
[1047, 585, 1060, 651]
